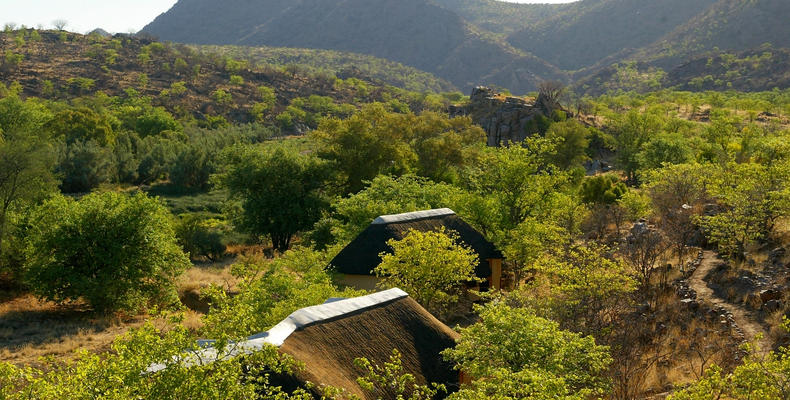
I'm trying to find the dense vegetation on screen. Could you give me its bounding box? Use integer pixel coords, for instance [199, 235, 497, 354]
[2, 26, 790, 398]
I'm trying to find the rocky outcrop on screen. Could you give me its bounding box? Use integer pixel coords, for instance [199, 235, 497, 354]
[450, 86, 559, 147]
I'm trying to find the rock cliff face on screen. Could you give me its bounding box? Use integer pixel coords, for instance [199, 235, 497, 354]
[450, 86, 557, 147]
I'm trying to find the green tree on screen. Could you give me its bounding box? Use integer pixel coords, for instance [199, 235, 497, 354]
[527, 244, 636, 336]
[671, 333, 790, 400]
[443, 302, 612, 399]
[57, 139, 113, 193]
[614, 110, 662, 183]
[580, 174, 627, 205]
[502, 218, 566, 287]
[466, 140, 567, 232]
[374, 228, 481, 317]
[311, 103, 416, 194]
[23, 192, 189, 312]
[546, 119, 590, 169]
[410, 112, 484, 183]
[697, 162, 789, 259]
[170, 146, 214, 190]
[354, 349, 445, 400]
[219, 145, 329, 252]
[175, 214, 226, 262]
[637, 132, 694, 170]
[0, 98, 56, 264]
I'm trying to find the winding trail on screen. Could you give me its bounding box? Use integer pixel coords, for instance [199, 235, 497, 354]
[688, 250, 771, 353]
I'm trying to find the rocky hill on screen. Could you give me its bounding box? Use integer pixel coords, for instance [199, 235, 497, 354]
[141, 0, 565, 93]
[0, 30, 410, 125]
[449, 86, 562, 146]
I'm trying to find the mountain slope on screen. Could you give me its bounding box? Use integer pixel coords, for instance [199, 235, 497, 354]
[574, 47, 790, 95]
[507, 0, 718, 71]
[141, 0, 564, 93]
[430, 0, 567, 35]
[636, 0, 790, 67]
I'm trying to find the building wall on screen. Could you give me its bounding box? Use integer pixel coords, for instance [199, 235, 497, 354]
[338, 274, 381, 291]
[488, 258, 503, 290]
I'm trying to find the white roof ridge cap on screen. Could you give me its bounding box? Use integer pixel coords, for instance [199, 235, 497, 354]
[372, 208, 456, 225]
[146, 289, 410, 373]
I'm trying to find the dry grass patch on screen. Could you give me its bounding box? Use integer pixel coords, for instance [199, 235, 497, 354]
[0, 294, 146, 366]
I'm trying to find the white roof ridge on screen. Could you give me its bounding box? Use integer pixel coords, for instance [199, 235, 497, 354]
[372, 208, 455, 225]
[146, 288, 409, 373]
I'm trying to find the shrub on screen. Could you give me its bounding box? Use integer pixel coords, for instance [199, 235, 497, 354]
[23, 192, 190, 312]
[175, 214, 226, 261]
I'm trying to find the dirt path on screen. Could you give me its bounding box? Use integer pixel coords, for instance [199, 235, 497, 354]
[689, 250, 771, 353]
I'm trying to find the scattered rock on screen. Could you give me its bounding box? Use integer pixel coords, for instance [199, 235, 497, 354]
[680, 298, 700, 311]
[759, 289, 783, 303]
[763, 299, 783, 313]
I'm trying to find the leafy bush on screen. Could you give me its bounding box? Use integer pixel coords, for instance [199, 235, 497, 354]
[580, 174, 626, 205]
[23, 192, 190, 312]
[443, 302, 612, 399]
[176, 214, 226, 261]
[0, 322, 307, 399]
[374, 228, 481, 317]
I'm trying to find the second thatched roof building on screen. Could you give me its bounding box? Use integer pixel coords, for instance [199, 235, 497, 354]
[329, 208, 504, 291]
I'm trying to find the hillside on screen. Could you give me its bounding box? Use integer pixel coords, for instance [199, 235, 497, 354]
[575, 47, 790, 96]
[507, 0, 718, 71]
[636, 0, 790, 68]
[141, 0, 564, 93]
[0, 30, 414, 125]
[430, 0, 567, 35]
[196, 44, 457, 93]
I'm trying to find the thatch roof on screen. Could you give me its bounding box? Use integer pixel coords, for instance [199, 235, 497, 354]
[147, 289, 459, 398]
[280, 292, 459, 398]
[329, 208, 502, 278]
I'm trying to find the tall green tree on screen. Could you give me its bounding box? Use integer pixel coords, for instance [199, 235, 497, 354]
[218, 145, 329, 251]
[311, 103, 415, 194]
[0, 96, 56, 277]
[614, 110, 662, 183]
[546, 119, 590, 169]
[466, 140, 568, 233]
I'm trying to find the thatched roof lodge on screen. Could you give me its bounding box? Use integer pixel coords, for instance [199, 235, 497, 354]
[329, 209, 504, 290]
[148, 289, 460, 398]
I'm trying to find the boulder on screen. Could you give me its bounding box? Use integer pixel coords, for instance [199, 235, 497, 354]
[763, 299, 783, 313]
[760, 289, 783, 303]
